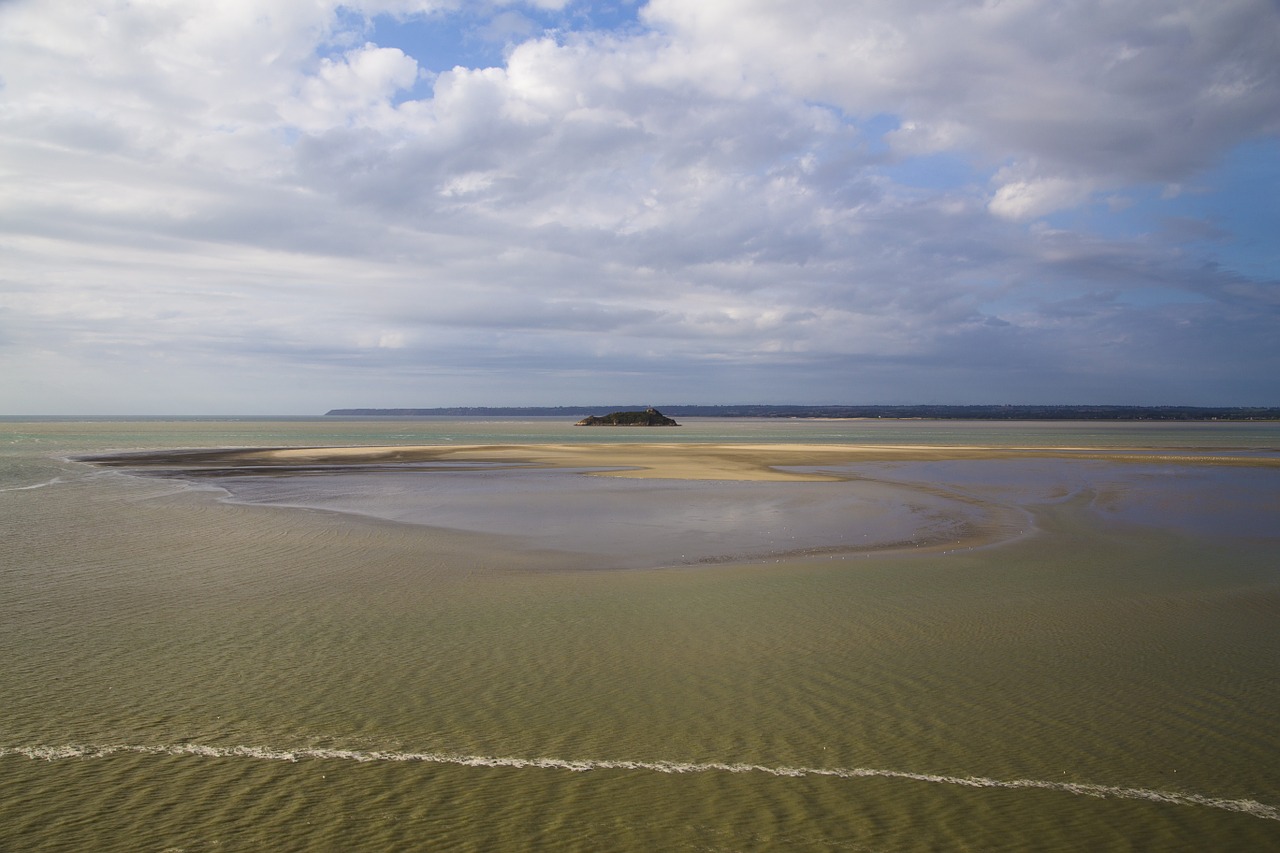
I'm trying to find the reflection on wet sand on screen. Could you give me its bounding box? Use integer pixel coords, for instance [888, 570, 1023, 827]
[84, 441, 1277, 570]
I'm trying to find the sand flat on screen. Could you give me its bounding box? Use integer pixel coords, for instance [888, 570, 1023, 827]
[76, 439, 1277, 567]
[232, 442, 1279, 481]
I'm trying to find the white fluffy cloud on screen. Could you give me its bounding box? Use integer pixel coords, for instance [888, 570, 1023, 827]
[643, 0, 1280, 185]
[0, 0, 1277, 412]
[988, 175, 1096, 222]
[286, 43, 421, 131]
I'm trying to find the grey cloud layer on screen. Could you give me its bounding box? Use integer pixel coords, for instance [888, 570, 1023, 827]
[0, 0, 1276, 412]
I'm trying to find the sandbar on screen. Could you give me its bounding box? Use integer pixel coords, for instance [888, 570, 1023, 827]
[87, 442, 1280, 482]
[79, 442, 1278, 568]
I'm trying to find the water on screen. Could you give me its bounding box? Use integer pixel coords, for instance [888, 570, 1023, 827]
[2, 418, 1278, 851]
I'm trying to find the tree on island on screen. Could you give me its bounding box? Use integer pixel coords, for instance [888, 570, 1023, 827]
[575, 407, 680, 426]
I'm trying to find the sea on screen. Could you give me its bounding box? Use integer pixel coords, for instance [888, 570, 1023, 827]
[2, 416, 1278, 851]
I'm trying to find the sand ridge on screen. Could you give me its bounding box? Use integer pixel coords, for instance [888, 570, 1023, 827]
[222, 442, 1279, 482]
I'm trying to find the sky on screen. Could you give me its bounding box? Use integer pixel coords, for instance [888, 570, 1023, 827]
[1, 0, 1278, 414]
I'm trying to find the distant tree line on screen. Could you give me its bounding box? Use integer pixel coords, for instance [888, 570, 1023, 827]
[326, 405, 1279, 421]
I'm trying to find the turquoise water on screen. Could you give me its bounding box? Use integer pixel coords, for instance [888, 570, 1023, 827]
[2, 418, 1278, 851]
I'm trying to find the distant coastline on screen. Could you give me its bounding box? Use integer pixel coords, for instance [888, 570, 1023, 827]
[325, 404, 1280, 421]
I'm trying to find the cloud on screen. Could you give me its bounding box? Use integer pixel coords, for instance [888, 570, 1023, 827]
[0, 0, 1277, 412]
[288, 43, 421, 130]
[644, 0, 1280, 203]
[989, 175, 1096, 221]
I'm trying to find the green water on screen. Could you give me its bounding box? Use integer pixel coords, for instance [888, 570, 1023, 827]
[2, 418, 1278, 851]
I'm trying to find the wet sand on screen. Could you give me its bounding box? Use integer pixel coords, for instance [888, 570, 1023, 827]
[204, 467, 1017, 568]
[79, 441, 1280, 569]
[83, 440, 1273, 569]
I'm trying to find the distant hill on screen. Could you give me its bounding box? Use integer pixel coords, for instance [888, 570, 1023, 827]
[325, 405, 1279, 421]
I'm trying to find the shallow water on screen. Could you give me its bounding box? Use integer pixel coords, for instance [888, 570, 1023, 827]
[2, 418, 1278, 851]
[195, 467, 1003, 568]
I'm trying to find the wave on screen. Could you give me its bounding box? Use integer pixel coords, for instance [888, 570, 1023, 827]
[3, 742, 1276, 821]
[1, 461, 196, 495]
[0, 476, 64, 493]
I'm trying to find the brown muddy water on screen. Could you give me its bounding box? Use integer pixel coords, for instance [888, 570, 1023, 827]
[2, 418, 1278, 851]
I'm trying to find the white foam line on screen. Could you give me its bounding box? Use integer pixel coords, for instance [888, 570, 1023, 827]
[0, 477, 63, 493]
[2, 743, 1276, 821]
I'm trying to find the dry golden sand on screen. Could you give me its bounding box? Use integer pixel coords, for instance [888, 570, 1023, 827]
[230, 443, 1277, 481]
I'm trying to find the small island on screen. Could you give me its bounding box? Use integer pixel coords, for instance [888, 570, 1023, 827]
[575, 407, 680, 427]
